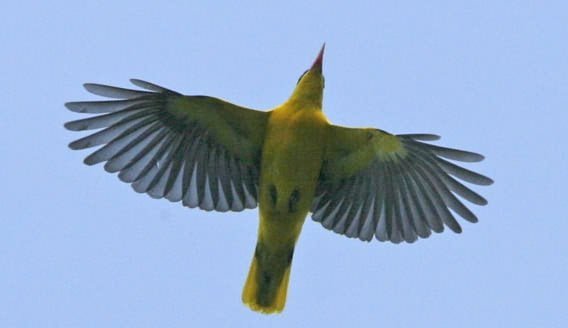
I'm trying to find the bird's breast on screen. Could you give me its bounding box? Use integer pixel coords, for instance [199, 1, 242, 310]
[258, 109, 328, 222]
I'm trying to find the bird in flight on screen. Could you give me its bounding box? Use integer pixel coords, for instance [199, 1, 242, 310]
[64, 44, 492, 314]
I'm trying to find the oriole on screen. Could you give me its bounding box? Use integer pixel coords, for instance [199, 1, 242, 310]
[65, 45, 492, 314]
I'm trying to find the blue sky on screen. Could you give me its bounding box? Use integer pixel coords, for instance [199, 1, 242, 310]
[2, 1, 567, 327]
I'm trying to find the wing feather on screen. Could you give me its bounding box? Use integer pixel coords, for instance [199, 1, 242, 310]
[83, 83, 153, 99]
[312, 127, 492, 243]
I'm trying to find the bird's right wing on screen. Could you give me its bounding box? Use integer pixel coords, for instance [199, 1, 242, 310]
[311, 126, 493, 243]
[65, 79, 269, 212]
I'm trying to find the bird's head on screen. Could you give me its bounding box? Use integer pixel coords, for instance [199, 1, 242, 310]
[288, 44, 325, 108]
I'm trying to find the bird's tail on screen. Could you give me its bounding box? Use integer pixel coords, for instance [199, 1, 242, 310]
[242, 243, 294, 314]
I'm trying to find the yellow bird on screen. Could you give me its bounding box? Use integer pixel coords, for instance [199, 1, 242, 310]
[65, 45, 492, 314]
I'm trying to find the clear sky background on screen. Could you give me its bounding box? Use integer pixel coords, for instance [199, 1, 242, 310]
[1, 1, 567, 327]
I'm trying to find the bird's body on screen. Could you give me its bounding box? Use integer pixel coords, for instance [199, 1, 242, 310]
[244, 93, 329, 312]
[65, 45, 493, 314]
[259, 108, 328, 247]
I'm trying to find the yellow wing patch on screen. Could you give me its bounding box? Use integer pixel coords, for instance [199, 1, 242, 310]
[168, 96, 267, 165]
[321, 127, 406, 183]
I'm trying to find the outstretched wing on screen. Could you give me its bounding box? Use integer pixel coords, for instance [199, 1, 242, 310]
[311, 126, 493, 243]
[65, 79, 268, 212]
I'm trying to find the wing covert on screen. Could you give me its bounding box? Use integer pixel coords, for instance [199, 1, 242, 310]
[65, 79, 268, 212]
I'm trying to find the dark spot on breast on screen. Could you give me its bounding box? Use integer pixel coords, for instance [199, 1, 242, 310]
[269, 184, 277, 207]
[288, 189, 301, 213]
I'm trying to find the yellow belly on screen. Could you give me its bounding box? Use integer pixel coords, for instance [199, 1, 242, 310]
[258, 107, 329, 247]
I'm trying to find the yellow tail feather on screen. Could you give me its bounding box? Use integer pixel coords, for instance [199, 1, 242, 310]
[242, 247, 293, 314]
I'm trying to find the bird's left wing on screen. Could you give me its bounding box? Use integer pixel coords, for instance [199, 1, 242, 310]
[311, 125, 493, 243]
[65, 79, 268, 212]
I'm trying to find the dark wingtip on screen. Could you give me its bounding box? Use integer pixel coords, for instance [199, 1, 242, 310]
[64, 102, 75, 111]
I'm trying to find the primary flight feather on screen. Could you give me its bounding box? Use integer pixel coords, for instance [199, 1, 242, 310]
[65, 44, 492, 313]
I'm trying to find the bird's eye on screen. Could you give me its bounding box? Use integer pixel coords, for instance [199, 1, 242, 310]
[297, 70, 308, 84]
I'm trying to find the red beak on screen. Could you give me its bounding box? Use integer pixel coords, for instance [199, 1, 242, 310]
[310, 43, 325, 72]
